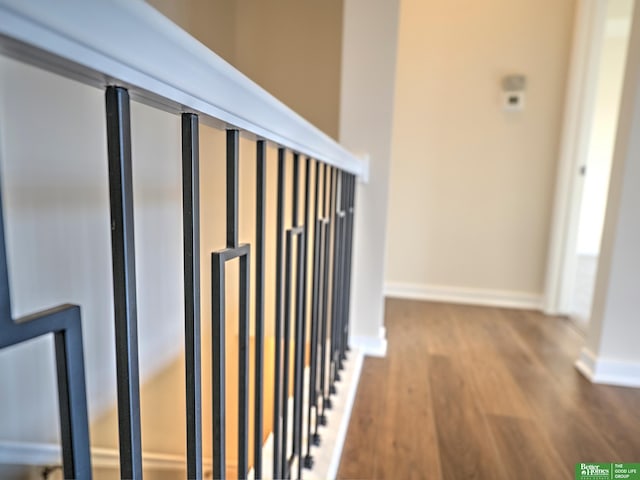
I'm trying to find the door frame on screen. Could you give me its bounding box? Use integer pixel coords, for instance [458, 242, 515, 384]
[543, 0, 609, 315]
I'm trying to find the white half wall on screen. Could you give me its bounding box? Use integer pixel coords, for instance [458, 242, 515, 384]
[339, 0, 400, 344]
[349, 326, 387, 358]
[580, 0, 640, 388]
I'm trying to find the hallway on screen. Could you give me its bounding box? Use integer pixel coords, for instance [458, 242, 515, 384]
[338, 299, 640, 479]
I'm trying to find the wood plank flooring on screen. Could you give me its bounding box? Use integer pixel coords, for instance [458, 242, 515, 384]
[337, 299, 640, 479]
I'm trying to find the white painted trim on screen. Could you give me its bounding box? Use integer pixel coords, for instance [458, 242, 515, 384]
[356, 153, 371, 184]
[606, 18, 632, 38]
[0, 441, 212, 470]
[327, 351, 364, 480]
[384, 282, 542, 310]
[0, 0, 364, 177]
[575, 347, 640, 388]
[349, 327, 387, 357]
[543, 0, 609, 315]
[0, 441, 59, 466]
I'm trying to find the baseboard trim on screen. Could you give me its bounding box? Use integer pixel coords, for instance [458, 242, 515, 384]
[327, 350, 364, 480]
[576, 347, 640, 388]
[0, 441, 211, 470]
[247, 351, 364, 479]
[349, 326, 387, 357]
[384, 282, 542, 310]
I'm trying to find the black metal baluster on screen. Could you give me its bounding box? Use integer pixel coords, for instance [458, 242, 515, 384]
[294, 157, 311, 479]
[239, 249, 250, 479]
[329, 171, 344, 395]
[273, 148, 286, 480]
[339, 174, 350, 364]
[337, 171, 348, 372]
[211, 251, 226, 480]
[105, 86, 143, 480]
[319, 167, 334, 418]
[292, 155, 303, 480]
[282, 153, 299, 478]
[181, 113, 203, 480]
[230, 131, 249, 480]
[282, 228, 293, 479]
[326, 169, 339, 402]
[305, 161, 323, 469]
[313, 163, 328, 436]
[292, 226, 304, 480]
[340, 174, 349, 364]
[53, 312, 92, 479]
[342, 174, 356, 359]
[291, 156, 310, 480]
[212, 129, 251, 479]
[254, 140, 266, 479]
[333, 172, 343, 379]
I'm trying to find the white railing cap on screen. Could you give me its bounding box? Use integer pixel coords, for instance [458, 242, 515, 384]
[0, 0, 365, 177]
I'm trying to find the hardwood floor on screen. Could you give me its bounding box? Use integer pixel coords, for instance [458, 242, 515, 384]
[337, 299, 640, 479]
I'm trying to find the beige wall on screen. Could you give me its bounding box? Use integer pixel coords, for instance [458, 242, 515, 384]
[385, 0, 576, 299]
[146, 0, 236, 63]
[233, 0, 343, 140]
[147, 0, 343, 139]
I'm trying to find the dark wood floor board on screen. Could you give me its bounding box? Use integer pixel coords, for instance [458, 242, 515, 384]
[338, 358, 388, 479]
[499, 308, 640, 462]
[374, 341, 442, 479]
[486, 414, 568, 480]
[448, 304, 536, 367]
[499, 309, 583, 380]
[359, 299, 444, 479]
[450, 306, 533, 419]
[429, 354, 506, 480]
[387, 299, 461, 356]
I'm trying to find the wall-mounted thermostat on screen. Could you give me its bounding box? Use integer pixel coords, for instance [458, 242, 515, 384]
[503, 90, 525, 111]
[502, 74, 526, 112]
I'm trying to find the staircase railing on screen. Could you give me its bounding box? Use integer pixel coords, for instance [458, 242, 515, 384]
[0, 1, 364, 479]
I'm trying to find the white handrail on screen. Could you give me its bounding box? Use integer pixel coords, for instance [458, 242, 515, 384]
[0, 0, 366, 177]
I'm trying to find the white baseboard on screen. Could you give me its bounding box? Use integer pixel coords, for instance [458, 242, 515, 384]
[248, 350, 364, 480]
[0, 441, 60, 466]
[349, 326, 387, 357]
[0, 441, 210, 471]
[576, 347, 640, 388]
[384, 282, 542, 310]
[327, 351, 364, 480]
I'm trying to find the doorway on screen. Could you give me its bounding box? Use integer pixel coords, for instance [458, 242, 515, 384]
[571, 0, 633, 328]
[545, 0, 634, 328]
